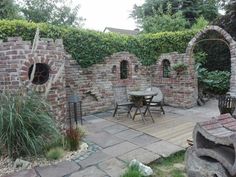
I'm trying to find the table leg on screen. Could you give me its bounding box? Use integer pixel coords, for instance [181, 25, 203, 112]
[138, 107, 146, 124]
[132, 107, 139, 120]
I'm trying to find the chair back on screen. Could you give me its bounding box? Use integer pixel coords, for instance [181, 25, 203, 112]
[146, 87, 163, 102]
[113, 85, 129, 104]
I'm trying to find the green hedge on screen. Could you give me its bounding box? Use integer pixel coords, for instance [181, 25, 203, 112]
[0, 20, 197, 68]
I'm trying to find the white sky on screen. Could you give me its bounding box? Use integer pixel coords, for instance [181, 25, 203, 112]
[72, 0, 145, 31]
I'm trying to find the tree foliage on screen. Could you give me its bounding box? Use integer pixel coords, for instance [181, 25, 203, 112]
[18, 0, 84, 27]
[131, 0, 220, 32]
[0, 0, 85, 27]
[0, 0, 19, 20]
[191, 16, 209, 30]
[142, 11, 189, 33]
[214, 0, 236, 40]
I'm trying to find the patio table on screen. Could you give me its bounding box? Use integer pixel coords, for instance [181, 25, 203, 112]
[128, 90, 158, 123]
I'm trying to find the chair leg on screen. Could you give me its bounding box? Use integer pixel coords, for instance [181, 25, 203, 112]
[127, 105, 133, 119]
[161, 105, 165, 114]
[113, 105, 118, 117]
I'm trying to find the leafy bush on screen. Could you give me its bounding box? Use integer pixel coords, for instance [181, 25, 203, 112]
[46, 147, 64, 160]
[65, 126, 85, 151]
[191, 16, 209, 30]
[194, 51, 207, 65]
[172, 62, 188, 73]
[201, 70, 230, 94]
[197, 64, 230, 94]
[0, 91, 60, 158]
[0, 20, 197, 67]
[121, 165, 143, 177]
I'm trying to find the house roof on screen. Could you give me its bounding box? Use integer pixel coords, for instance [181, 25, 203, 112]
[103, 27, 140, 36]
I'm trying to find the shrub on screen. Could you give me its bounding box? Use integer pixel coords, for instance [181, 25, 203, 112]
[121, 164, 143, 177]
[65, 126, 85, 151]
[0, 20, 197, 68]
[197, 66, 230, 95]
[172, 62, 188, 73]
[0, 91, 60, 158]
[46, 147, 64, 160]
[201, 70, 230, 94]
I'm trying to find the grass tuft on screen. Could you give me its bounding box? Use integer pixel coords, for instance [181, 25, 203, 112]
[46, 147, 64, 160]
[121, 164, 143, 177]
[150, 150, 186, 177]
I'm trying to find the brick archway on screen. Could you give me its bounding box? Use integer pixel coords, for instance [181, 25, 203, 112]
[185, 25, 236, 95]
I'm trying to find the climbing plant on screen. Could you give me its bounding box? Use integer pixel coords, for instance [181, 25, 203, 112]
[0, 20, 198, 68]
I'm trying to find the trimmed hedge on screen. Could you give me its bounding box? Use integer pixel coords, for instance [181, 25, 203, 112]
[0, 20, 198, 68]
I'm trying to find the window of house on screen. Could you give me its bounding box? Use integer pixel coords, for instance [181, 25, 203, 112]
[28, 63, 50, 85]
[120, 60, 129, 79]
[163, 59, 171, 78]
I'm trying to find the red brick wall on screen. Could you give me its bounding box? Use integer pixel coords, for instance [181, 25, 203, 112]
[0, 37, 197, 121]
[152, 52, 197, 108]
[0, 37, 67, 129]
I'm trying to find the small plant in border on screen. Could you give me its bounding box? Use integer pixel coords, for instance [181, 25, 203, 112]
[65, 126, 85, 151]
[172, 62, 188, 74]
[46, 147, 64, 160]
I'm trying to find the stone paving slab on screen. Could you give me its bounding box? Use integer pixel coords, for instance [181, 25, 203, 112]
[35, 161, 80, 177]
[118, 148, 160, 164]
[128, 134, 160, 146]
[144, 140, 184, 157]
[69, 166, 108, 177]
[83, 115, 100, 121]
[98, 158, 126, 177]
[4, 169, 38, 177]
[102, 141, 138, 157]
[85, 120, 116, 133]
[78, 151, 111, 168]
[104, 124, 129, 134]
[93, 111, 113, 118]
[114, 129, 143, 140]
[86, 131, 124, 148]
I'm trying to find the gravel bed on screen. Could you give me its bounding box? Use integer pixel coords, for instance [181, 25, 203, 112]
[0, 142, 88, 177]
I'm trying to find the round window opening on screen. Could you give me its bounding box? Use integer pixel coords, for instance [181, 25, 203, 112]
[28, 63, 50, 85]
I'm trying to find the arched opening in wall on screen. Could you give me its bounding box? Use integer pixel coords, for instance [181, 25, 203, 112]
[120, 60, 129, 79]
[162, 59, 171, 78]
[193, 31, 231, 97]
[186, 26, 235, 102]
[28, 63, 50, 85]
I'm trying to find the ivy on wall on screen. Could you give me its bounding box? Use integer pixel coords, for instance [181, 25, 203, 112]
[0, 20, 198, 68]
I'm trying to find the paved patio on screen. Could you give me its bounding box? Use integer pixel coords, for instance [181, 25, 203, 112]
[6, 99, 219, 177]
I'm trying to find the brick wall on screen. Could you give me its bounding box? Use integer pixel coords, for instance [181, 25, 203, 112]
[152, 52, 197, 108]
[65, 52, 151, 115]
[0, 37, 67, 128]
[0, 37, 198, 122]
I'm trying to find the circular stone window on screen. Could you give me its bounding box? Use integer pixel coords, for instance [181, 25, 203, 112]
[28, 63, 50, 85]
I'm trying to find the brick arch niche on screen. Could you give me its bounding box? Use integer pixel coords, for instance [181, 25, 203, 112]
[185, 25, 236, 96]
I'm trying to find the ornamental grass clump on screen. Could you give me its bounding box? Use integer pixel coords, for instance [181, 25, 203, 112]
[0, 91, 60, 158]
[46, 147, 64, 160]
[65, 126, 85, 151]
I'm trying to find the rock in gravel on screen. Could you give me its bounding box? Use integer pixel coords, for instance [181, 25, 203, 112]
[129, 159, 153, 176]
[13, 159, 31, 170]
